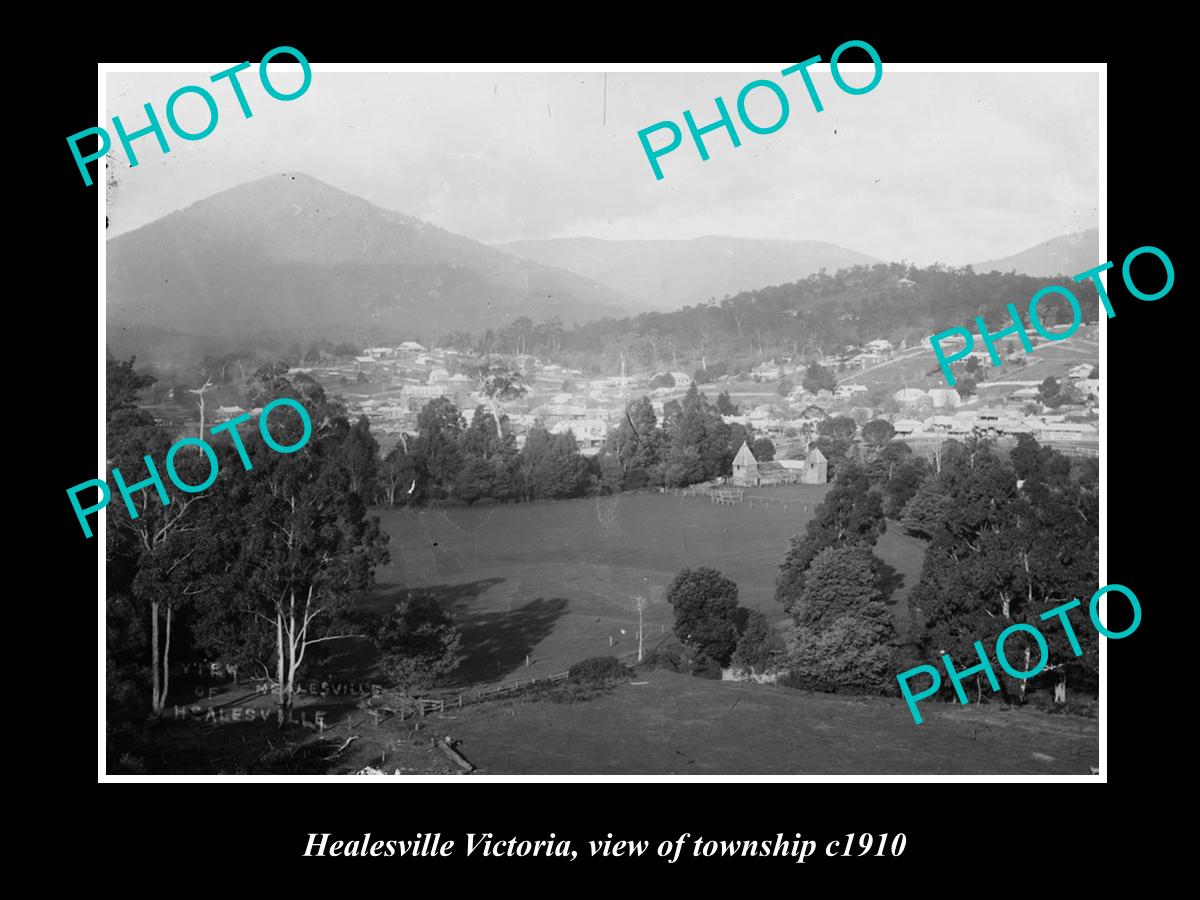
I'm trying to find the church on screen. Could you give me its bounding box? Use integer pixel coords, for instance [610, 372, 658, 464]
[731, 441, 827, 486]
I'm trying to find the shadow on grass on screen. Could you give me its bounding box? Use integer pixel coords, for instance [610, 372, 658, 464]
[446, 595, 570, 685]
[877, 561, 905, 605]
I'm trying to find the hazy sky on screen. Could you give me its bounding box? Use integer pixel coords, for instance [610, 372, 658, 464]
[105, 69, 1099, 265]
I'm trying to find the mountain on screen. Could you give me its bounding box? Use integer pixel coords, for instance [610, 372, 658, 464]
[973, 228, 1100, 277]
[496, 236, 880, 311]
[106, 173, 636, 348]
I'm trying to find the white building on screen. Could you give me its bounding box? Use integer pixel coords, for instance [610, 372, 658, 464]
[927, 388, 962, 409]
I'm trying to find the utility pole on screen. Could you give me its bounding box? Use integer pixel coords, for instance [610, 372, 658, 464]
[637, 600, 645, 663]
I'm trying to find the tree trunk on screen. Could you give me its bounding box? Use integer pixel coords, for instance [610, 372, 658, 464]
[161, 606, 172, 712]
[1054, 677, 1066, 704]
[1018, 646, 1028, 703]
[150, 600, 161, 715]
[276, 612, 287, 710]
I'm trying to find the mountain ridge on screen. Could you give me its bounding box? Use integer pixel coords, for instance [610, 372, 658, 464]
[106, 173, 639, 348]
[972, 228, 1100, 277]
[496, 235, 881, 310]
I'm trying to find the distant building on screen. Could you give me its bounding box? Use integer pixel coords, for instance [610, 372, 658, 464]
[731, 442, 825, 485]
[731, 441, 759, 484]
[894, 388, 927, 405]
[927, 388, 962, 409]
[803, 447, 828, 484]
[400, 384, 448, 411]
[399, 341, 427, 352]
[1036, 422, 1098, 442]
[551, 418, 608, 455]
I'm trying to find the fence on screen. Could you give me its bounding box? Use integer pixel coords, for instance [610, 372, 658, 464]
[665, 485, 814, 513]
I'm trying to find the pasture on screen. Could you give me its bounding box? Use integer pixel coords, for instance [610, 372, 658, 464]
[838, 335, 1098, 393]
[364, 488, 928, 685]
[444, 672, 1099, 775]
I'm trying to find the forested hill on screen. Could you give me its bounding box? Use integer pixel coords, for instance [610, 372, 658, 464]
[549, 262, 1101, 375]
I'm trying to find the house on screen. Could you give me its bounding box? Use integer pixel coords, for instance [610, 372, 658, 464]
[671, 372, 693, 388]
[400, 384, 449, 410]
[865, 339, 893, 354]
[399, 341, 427, 352]
[1078, 379, 1101, 400]
[731, 442, 759, 485]
[892, 418, 923, 435]
[1068, 364, 1095, 380]
[428, 367, 451, 384]
[1036, 422, 1099, 442]
[550, 418, 608, 455]
[927, 415, 957, 433]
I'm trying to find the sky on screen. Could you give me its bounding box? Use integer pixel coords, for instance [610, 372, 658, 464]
[104, 67, 1099, 266]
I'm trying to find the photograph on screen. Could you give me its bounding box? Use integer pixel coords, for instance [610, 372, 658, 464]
[96, 61, 1103, 777]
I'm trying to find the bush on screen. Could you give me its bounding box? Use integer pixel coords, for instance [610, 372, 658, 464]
[785, 614, 895, 695]
[730, 610, 784, 675]
[568, 656, 630, 685]
[688, 654, 724, 680]
[622, 467, 650, 490]
[638, 648, 682, 673]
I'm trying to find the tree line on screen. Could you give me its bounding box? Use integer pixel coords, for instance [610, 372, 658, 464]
[437, 263, 1100, 380]
[659, 432, 1099, 712]
[106, 357, 463, 771]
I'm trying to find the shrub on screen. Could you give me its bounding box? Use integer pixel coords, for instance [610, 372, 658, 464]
[785, 614, 895, 695]
[688, 654, 724, 680]
[730, 610, 784, 675]
[568, 656, 630, 685]
[638, 648, 682, 673]
[623, 467, 650, 490]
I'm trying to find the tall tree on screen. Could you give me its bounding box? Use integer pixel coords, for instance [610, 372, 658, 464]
[803, 362, 837, 394]
[106, 359, 221, 716]
[473, 363, 527, 438]
[861, 419, 895, 451]
[666, 567, 743, 666]
[412, 397, 465, 499]
[775, 463, 885, 621]
[216, 373, 389, 711]
[519, 425, 587, 500]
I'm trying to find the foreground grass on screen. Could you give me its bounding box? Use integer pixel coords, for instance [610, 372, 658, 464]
[441, 672, 1098, 775]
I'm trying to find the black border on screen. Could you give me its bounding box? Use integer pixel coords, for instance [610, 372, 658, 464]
[46, 15, 1175, 878]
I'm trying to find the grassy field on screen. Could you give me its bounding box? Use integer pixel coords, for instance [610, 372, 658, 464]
[139, 667, 1098, 775]
[839, 336, 1097, 393]
[362, 488, 928, 685]
[440, 672, 1098, 775]
[147, 492, 1096, 776]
